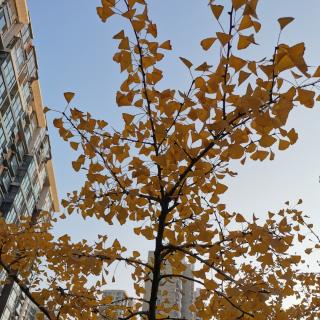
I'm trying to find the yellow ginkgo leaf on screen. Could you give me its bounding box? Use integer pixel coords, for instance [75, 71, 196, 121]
[96, 6, 114, 22]
[279, 139, 290, 151]
[238, 15, 253, 31]
[211, 5, 223, 20]
[200, 37, 216, 51]
[216, 32, 232, 46]
[64, 92, 75, 103]
[238, 70, 250, 85]
[278, 17, 295, 30]
[160, 40, 172, 50]
[235, 213, 246, 223]
[179, 57, 193, 69]
[312, 66, 320, 77]
[238, 34, 256, 50]
[232, 0, 246, 10]
[70, 142, 79, 151]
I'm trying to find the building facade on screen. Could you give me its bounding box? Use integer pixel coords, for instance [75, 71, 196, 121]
[100, 290, 132, 319]
[143, 251, 195, 319]
[0, 0, 59, 319]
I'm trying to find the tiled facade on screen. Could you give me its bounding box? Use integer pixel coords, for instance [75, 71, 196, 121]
[100, 290, 132, 319]
[143, 251, 195, 319]
[0, 0, 59, 319]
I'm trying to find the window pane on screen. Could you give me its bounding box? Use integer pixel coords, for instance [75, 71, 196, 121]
[2, 58, 15, 89]
[13, 41, 25, 73]
[1, 169, 11, 191]
[22, 81, 30, 104]
[27, 49, 36, 78]
[11, 94, 23, 120]
[5, 207, 17, 223]
[21, 24, 31, 45]
[0, 74, 7, 105]
[0, 126, 5, 148]
[14, 190, 24, 214]
[0, 9, 7, 34]
[9, 154, 18, 175]
[2, 107, 14, 135]
[0, 307, 11, 320]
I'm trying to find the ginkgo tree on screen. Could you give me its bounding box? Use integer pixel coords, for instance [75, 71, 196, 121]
[1, 0, 320, 319]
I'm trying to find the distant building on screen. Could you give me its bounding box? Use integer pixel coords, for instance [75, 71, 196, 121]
[194, 288, 202, 320]
[0, 0, 59, 319]
[143, 251, 195, 319]
[100, 290, 132, 319]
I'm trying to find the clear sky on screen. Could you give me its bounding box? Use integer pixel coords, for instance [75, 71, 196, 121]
[27, 0, 320, 294]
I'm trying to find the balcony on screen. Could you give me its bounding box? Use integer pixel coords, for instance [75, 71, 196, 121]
[0, 154, 32, 216]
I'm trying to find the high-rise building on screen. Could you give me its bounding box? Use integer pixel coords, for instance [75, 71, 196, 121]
[100, 290, 132, 319]
[0, 0, 59, 319]
[143, 251, 195, 319]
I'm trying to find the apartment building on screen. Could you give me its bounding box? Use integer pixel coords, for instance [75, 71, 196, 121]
[100, 290, 132, 319]
[143, 251, 195, 319]
[0, 0, 59, 319]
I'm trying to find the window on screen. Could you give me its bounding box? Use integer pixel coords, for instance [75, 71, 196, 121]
[27, 48, 36, 78]
[21, 24, 31, 45]
[0, 126, 5, 148]
[22, 81, 30, 104]
[0, 9, 7, 34]
[11, 94, 23, 121]
[2, 107, 14, 135]
[5, 207, 17, 224]
[2, 58, 15, 89]
[7, 287, 18, 309]
[26, 193, 35, 214]
[28, 158, 36, 179]
[16, 141, 25, 160]
[21, 174, 31, 195]
[9, 154, 18, 176]
[33, 180, 40, 201]
[5, 1, 16, 27]
[14, 190, 25, 214]
[13, 41, 25, 73]
[0, 307, 11, 320]
[24, 125, 31, 145]
[21, 173, 35, 214]
[1, 169, 11, 192]
[0, 74, 7, 105]
[0, 269, 7, 289]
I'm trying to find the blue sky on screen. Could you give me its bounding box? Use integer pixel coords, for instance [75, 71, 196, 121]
[28, 0, 320, 293]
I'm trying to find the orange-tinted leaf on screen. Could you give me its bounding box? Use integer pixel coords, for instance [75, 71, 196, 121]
[235, 213, 246, 223]
[96, 6, 114, 22]
[179, 57, 193, 69]
[216, 32, 232, 46]
[312, 66, 320, 77]
[238, 34, 256, 50]
[195, 62, 212, 72]
[64, 92, 75, 103]
[211, 5, 224, 20]
[200, 37, 217, 51]
[160, 40, 172, 50]
[278, 139, 290, 150]
[232, 0, 246, 10]
[239, 15, 253, 31]
[278, 17, 295, 30]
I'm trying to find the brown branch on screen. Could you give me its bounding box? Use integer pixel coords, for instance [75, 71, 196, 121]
[222, 6, 234, 119]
